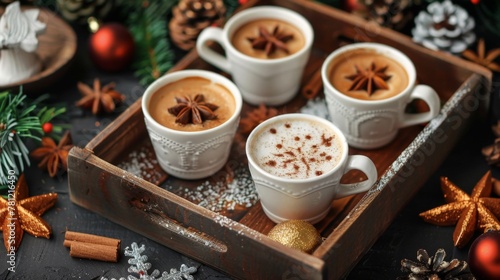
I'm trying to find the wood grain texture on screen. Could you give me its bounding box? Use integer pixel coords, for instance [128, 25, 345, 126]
[68, 0, 492, 279]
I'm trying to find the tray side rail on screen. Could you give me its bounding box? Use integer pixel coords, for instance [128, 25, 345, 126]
[315, 73, 491, 279]
[68, 146, 326, 279]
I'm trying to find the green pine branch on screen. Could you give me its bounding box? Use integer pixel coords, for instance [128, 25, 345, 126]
[121, 0, 176, 86]
[0, 91, 42, 186]
[0, 90, 69, 189]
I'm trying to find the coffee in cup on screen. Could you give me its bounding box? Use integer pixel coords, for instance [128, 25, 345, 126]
[246, 113, 377, 224]
[142, 70, 242, 180]
[230, 18, 305, 60]
[148, 77, 236, 132]
[322, 43, 441, 149]
[196, 6, 314, 105]
[327, 48, 409, 101]
[248, 118, 343, 179]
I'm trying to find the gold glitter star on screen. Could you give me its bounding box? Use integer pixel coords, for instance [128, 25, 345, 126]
[0, 174, 58, 252]
[419, 171, 500, 248]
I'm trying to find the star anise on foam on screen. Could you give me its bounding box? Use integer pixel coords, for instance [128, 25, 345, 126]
[419, 171, 500, 248]
[30, 131, 73, 177]
[76, 78, 125, 115]
[346, 62, 392, 96]
[462, 38, 500, 72]
[167, 94, 218, 125]
[239, 103, 278, 135]
[247, 25, 294, 56]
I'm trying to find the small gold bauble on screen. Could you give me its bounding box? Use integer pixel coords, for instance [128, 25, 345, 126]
[267, 220, 322, 253]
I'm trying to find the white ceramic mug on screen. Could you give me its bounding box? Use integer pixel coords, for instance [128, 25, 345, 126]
[196, 6, 313, 106]
[142, 70, 242, 180]
[322, 43, 441, 149]
[246, 113, 377, 224]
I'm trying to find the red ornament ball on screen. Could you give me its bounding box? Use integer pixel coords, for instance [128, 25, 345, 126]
[343, 0, 360, 12]
[89, 23, 135, 72]
[468, 230, 500, 280]
[42, 122, 53, 134]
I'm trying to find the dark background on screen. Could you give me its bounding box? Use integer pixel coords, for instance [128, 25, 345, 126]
[1, 9, 499, 280]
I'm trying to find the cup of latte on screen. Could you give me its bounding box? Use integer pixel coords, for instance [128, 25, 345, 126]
[322, 43, 441, 149]
[142, 70, 242, 180]
[246, 113, 377, 224]
[196, 6, 313, 106]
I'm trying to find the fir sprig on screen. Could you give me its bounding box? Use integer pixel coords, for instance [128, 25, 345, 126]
[0, 91, 42, 186]
[122, 0, 176, 86]
[0, 90, 68, 189]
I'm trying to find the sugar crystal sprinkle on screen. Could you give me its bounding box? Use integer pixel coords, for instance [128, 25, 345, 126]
[166, 164, 258, 213]
[117, 146, 161, 181]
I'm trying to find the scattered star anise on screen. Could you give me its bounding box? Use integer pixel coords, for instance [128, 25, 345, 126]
[239, 103, 279, 135]
[76, 78, 125, 115]
[247, 25, 294, 56]
[30, 131, 73, 177]
[482, 120, 500, 166]
[482, 139, 500, 166]
[462, 38, 500, 72]
[0, 174, 58, 252]
[397, 248, 474, 280]
[167, 94, 218, 125]
[346, 62, 392, 96]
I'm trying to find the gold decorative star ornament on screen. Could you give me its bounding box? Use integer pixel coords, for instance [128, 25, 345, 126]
[0, 174, 58, 252]
[419, 171, 500, 248]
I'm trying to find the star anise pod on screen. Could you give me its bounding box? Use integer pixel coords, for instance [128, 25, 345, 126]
[483, 138, 500, 166]
[76, 78, 125, 115]
[397, 248, 474, 280]
[239, 103, 279, 135]
[482, 121, 500, 166]
[346, 62, 392, 96]
[167, 94, 218, 125]
[462, 38, 500, 72]
[247, 25, 294, 56]
[492, 120, 500, 138]
[30, 131, 73, 177]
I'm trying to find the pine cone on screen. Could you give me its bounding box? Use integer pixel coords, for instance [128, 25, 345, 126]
[397, 248, 475, 280]
[56, 0, 114, 23]
[412, 0, 475, 54]
[169, 0, 226, 51]
[357, 0, 413, 30]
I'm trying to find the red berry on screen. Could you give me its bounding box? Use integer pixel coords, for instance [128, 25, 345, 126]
[42, 123, 53, 134]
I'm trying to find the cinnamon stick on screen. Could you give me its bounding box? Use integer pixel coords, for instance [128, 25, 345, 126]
[302, 68, 323, 100]
[69, 241, 119, 262]
[64, 230, 120, 248]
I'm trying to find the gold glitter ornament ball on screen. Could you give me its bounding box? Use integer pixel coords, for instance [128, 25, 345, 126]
[267, 220, 322, 253]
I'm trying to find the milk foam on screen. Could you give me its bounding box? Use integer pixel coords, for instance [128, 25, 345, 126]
[250, 119, 343, 179]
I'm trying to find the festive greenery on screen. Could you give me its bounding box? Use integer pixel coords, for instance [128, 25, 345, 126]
[119, 0, 176, 86]
[474, 1, 500, 37]
[0, 89, 67, 191]
[121, 0, 240, 86]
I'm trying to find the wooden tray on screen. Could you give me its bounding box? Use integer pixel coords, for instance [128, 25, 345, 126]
[67, 0, 492, 279]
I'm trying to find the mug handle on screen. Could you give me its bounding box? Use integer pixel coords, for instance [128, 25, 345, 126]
[399, 85, 441, 128]
[196, 27, 232, 74]
[336, 155, 378, 199]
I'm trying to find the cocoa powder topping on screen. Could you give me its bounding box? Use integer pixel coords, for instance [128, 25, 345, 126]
[266, 160, 277, 167]
[270, 128, 277, 134]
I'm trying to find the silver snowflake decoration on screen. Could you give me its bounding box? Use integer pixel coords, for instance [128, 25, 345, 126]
[412, 0, 475, 54]
[101, 242, 197, 280]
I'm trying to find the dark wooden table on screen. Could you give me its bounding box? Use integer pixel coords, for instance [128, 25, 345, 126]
[0, 24, 497, 280]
